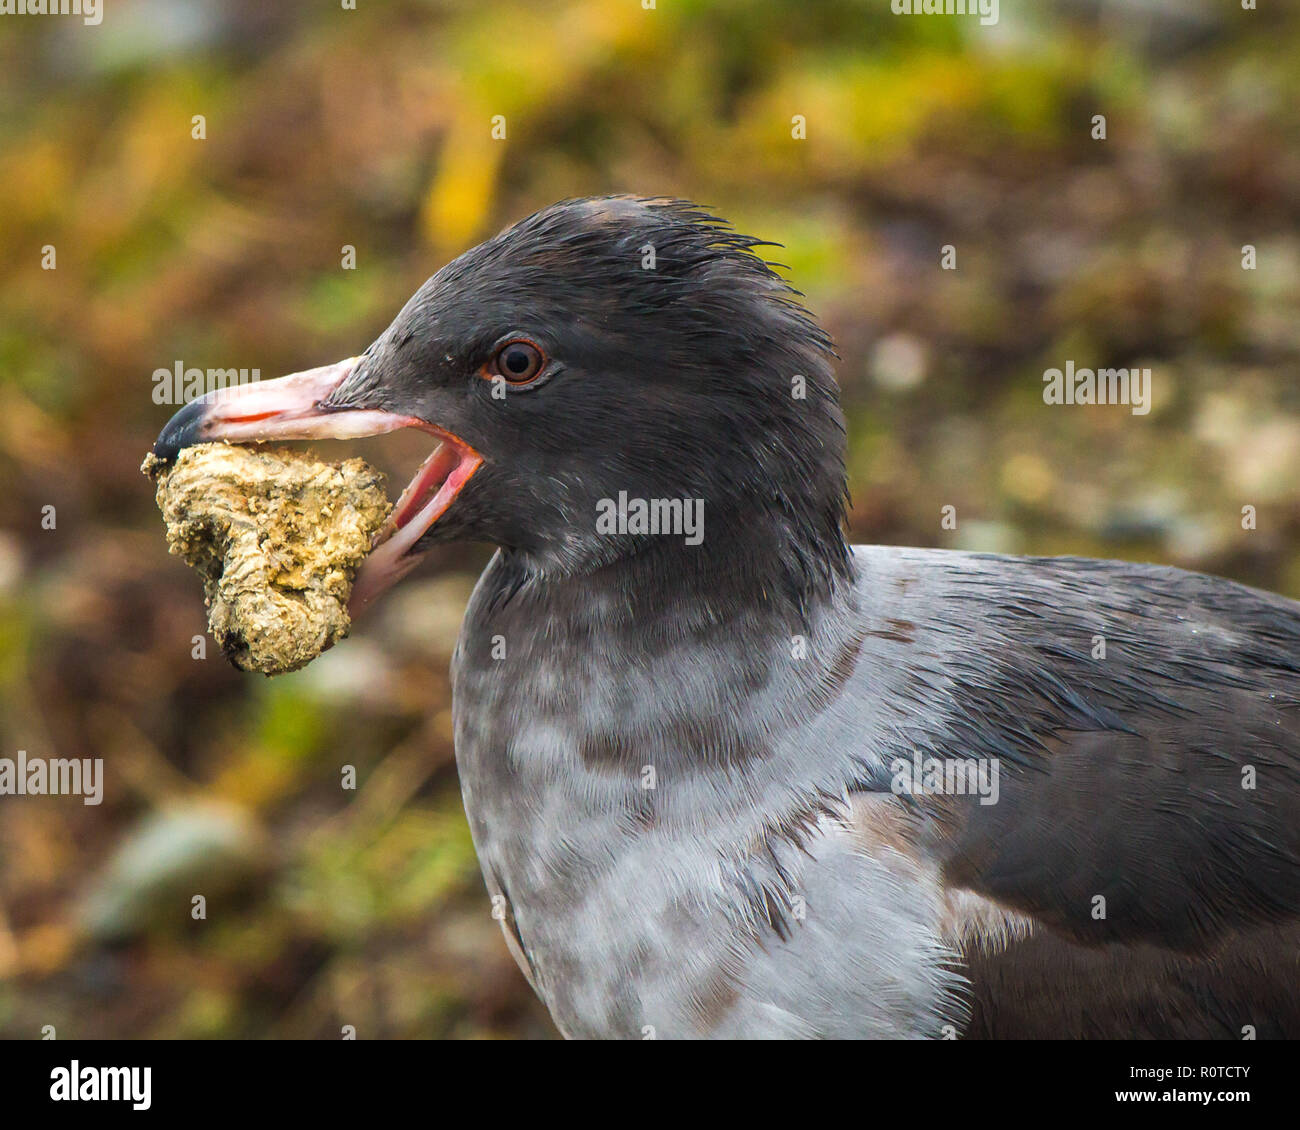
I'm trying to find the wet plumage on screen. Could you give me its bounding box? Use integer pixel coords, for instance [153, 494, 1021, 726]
[156, 197, 1300, 1038]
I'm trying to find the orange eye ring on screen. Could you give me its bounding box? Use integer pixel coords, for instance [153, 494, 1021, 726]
[488, 339, 546, 384]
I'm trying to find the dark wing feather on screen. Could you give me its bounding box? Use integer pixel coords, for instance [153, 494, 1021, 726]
[859, 551, 1300, 1033]
[895, 555, 1300, 947]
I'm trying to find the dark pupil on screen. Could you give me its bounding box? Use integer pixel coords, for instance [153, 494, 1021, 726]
[505, 348, 532, 375]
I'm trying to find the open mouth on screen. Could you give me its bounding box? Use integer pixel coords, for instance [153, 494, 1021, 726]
[350, 427, 481, 611]
[152, 355, 482, 613]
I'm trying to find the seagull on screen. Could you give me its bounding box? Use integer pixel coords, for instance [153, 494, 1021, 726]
[155, 196, 1300, 1039]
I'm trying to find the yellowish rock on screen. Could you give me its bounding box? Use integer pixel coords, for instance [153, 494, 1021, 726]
[142, 443, 391, 675]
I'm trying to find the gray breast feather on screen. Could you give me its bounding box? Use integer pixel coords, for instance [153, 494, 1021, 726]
[451, 545, 1300, 1037]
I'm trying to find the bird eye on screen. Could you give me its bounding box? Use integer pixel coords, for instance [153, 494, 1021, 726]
[492, 340, 545, 384]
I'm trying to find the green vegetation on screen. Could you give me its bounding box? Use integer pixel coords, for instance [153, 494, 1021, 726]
[0, 0, 1297, 1038]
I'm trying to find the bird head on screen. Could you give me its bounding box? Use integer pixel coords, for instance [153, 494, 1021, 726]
[154, 196, 851, 613]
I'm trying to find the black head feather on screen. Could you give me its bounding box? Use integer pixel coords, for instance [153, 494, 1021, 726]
[339, 195, 853, 611]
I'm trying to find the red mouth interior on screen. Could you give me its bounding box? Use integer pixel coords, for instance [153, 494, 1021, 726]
[388, 442, 463, 533]
[350, 429, 482, 612]
[377, 433, 482, 545]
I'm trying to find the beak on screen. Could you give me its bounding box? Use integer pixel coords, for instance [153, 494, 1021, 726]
[152, 356, 482, 613]
[153, 357, 406, 458]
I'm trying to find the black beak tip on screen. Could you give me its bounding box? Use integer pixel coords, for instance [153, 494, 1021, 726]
[152, 398, 208, 461]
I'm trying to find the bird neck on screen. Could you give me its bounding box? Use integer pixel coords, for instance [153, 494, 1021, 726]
[509, 503, 855, 640]
[467, 516, 865, 793]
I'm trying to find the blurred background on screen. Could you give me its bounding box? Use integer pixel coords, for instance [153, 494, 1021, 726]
[1, 0, 1298, 1039]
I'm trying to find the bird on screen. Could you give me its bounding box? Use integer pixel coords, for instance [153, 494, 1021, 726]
[155, 195, 1300, 1039]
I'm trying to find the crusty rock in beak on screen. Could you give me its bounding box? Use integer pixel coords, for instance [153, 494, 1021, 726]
[143, 443, 391, 675]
